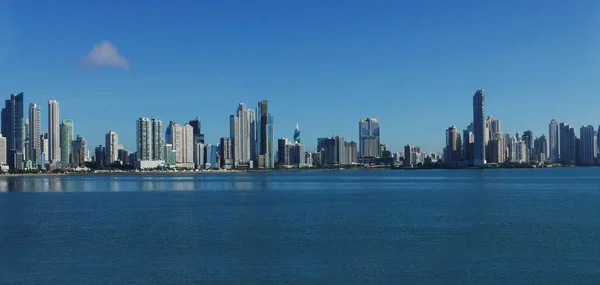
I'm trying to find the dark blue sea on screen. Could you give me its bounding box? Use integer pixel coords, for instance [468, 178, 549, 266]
[1, 169, 599, 284]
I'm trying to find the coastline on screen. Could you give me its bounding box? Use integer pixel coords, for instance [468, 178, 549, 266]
[0, 164, 579, 178]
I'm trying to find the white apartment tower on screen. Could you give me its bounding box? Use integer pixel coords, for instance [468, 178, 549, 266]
[28, 103, 41, 166]
[48, 100, 60, 163]
[230, 103, 251, 166]
[182, 123, 194, 164]
[105, 131, 119, 164]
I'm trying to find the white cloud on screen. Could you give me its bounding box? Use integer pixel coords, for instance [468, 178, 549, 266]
[81, 40, 129, 70]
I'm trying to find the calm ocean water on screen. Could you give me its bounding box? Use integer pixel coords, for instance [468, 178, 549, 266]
[1, 169, 599, 284]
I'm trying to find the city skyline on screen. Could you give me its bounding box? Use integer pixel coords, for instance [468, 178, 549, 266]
[2, 1, 600, 153]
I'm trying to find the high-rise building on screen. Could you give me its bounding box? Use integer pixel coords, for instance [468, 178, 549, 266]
[579, 125, 596, 166]
[40, 132, 49, 165]
[48, 100, 61, 163]
[549, 119, 559, 162]
[445, 125, 461, 163]
[188, 117, 205, 144]
[321, 137, 338, 166]
[462, 123, 475, 165]
[404, 145, 416, 166]
[258, 100, 268, 156]
[0, 134, 6, 166]
[344, 141, 358, 164]
[533, 134, 549, 162]
[559, 122, 575, 165]
[194, 142, 205, 169]
[229, 115, 239, 164]
[163, 144, 176, 166]
[1, 93, 25, 164]
[488, 116, 501, 136]
[28, 103, 41, 166]
[151, 119, 163, 161]
[205, 144, 218, 169]
[473, 90, 486, 166]
[167, 121, 183, 162]
[105, 131, 119, 165]
[265, 114, 274, 168]
[118, 149, 130, 166]
[72, 135, 88, 167]
[488, 132, 506, 164]
[293, 122, 301, 143]
[230, 103, 251, 166]
[182, 123, 194, 165]
[94, 145, 105, 168]
[359, 118, 380, 158]
[60, 120, 74, 166]
[219, 137, 234, 169]
[136, 118, 163, 162]
[249, 109, 257, 164]
[336, 136, 345, 165]
[522, 130, 533, 161]
[277, 137, 288, 166]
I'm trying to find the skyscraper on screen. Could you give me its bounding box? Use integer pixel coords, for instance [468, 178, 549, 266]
[258, 100, 268, 156]
[95, 145, 105, 168]
[188, 117, 205, 144]
[182, 123, 194, 165]
[249, 109, 256, 164]
[549, 119, 559, 162]
[105, 131, 119, 165]
[151, 118, 163, 161]
[1, 93, 25, 162]
[522, 130, 533, 161]
[488, 132, 506, 164]
[336, 135, 345, 165]
[40, 132, 49, 165]
[473, 90, 485, 166]
[72, 135, 88, 167]
[136, 118, 163, 162]
[559, 122, 571, 165]
[219, 137, 234, 169]
[534, 134, 549, 162]
[194, 142, 205, 169]
[167, 121, 183, 162]
[445, 125, 461, 163]
[48, 100, 61, 163]
[579, 125, 596, 166]
[462, 123, 475, 165]
[60, 120, 74, 165]
[488, 116, 501, 136]
[359, 118, 380, 158]
[230, 103, 251, 166]
[0, 134, 6, 166]
[265, 114, 274, 168]
[28, 103, 41, 166]
[205, 144, 218, 169]
[277, 137, 288, 166]
[321, 137, 338, 166]
[344, 141, 358, 165]
[293, 122, 301, 143]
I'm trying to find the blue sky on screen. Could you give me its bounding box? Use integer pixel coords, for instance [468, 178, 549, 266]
[1, 0, 599, 152]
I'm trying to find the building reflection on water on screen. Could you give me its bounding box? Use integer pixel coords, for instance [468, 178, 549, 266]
[0, 173, 275, 192]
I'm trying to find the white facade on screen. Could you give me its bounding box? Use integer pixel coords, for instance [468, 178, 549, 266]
[182, 123, 194, 164]
[0, 134, 6, 166]
[230, 103, 251, 166]
[105, 131, 119, 164]
[28, 103, 41, 166]
[48, 100, 60, 163]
